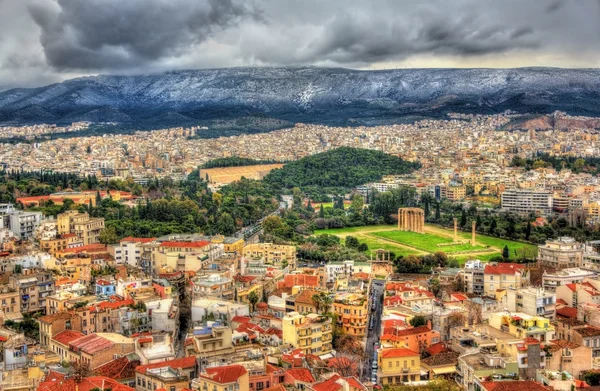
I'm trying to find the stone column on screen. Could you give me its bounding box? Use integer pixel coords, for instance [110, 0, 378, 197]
[471, 221, 476, 246]
[453, 218, 458, 242]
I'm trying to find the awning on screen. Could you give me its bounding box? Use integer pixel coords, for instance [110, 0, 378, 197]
[432, 366, 457, 375]
[320, 353, 334, 360]
[420, 370, 429, 376]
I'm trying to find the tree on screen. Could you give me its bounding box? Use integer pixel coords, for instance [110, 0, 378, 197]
[99, 226, 118, 245]
[410, 315, 427, 327]
[429, 279, 441, 298]
[312, 291, 333, 315]
[502, 245, 510, 260]
[217, 212, 236, 236]
[350, 194, 364, 215]
[435, 202, 441, 221]
[525, 221, 532, 241]
[13, 264, 22, 274]
[86, 145, 92, 154]
[318, 204, 325, 218]
[345, 236, 359, 249]
[489, 218, 497, 236]
[460, 209, 467, 228]
[248, 291, 259, 313]
[263, 215, 284, 234]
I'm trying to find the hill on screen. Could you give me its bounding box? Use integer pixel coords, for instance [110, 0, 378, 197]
[2, 67, 600, 132]
[263, 147, 420, 189]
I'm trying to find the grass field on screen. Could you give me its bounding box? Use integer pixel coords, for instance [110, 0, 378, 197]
[314, 223, 537, 263]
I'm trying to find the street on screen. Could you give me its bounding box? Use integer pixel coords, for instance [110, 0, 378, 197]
[363, 279, 384, 383]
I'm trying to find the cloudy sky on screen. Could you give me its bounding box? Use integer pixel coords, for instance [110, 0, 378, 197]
[1, 0, 599, 90]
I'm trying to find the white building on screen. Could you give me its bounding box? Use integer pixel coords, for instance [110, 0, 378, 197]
[537, 237, 583, 270]
[324, 260, 372, 283]
[0, 208, 43, 240]
[461, 259, 485, 295]
[542, 268, 597, 291]
[504, 287, 556, 320]
[191, 298, 249, 323]
[501, 188, 552, 216]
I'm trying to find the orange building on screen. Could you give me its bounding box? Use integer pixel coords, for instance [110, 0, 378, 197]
[379, 324, 441, 355]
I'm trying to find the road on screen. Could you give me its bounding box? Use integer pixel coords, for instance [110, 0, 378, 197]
[363, 279, 385, 383]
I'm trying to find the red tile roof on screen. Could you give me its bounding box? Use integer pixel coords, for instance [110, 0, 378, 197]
[136, 356, 197, 374]
[484, 263, 525, 275]
[60, 243, 107, 254]
[160, 241, 210, 248]
[556, 298, 568, 305]
[557, 306, 578, 319]
[121, 237, 156, 244]
[426, 342, 451, 356]
[343, 377, 367, 391]
[199, 364, 247, 384]
[380, 348, 419, 358]
[311, 375, 343, 391]
[285, 368, 315, 383]
[480, 380, 552, 391]
[69, 334, 115, 354]
[39, 311, 78, 324]
[89, 298, 134, 312]
[96, 355, 140, 380]
[38, 375, 134, 391]
[52, 330, 85, 346]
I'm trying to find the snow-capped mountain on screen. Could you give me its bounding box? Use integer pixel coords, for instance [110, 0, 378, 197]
[1, 67, 600, 128]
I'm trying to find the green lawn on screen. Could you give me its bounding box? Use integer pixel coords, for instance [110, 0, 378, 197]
[372, 230, 487, 254]
[343, 235, 419, 257]
[313, 223, 537, 263]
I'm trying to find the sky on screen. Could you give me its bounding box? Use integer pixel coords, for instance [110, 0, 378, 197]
[1, 0, 600, 90]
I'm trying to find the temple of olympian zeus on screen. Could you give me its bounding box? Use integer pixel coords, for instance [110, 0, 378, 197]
[397, 208, 425, 233]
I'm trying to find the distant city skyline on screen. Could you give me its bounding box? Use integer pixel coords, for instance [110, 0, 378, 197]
[1, 0, 600, 90]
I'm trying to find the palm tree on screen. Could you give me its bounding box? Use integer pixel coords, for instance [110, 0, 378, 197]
[312, 292, 332, 315]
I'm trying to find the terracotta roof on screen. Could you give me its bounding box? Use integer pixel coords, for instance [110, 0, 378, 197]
[38, 375, 134, 391]
[480, 380, 552, 391]
[343, 377, 367, 391]
[69, 334, 115, 354]
[550, 339, 581, 349]
[381, 325, 433, 341]
[565, 283, 577, 292]
[311, 375, 343, 391]
[556, 298, 568, 305]
[60, 243, 107, 254]
[286, 368, 315, 383]
[422, 351, 460, 367]
[328, 357, 359, 375]
[39, 311, 78, 324]
[136, 357, 197, 375]
[52, 330, 85, 346]
[96, 355, 140, 380]
[379, 348, 419, 358]
[199, 364, 247, 384]
[89, 298, 134, 312]
[557, 306, 577, 318]
[231, 315, 252, 323]
[426, 342, 451, 356]
[484, 263, 525, 275]
[121, 237, 156, 244]
[577, 327, 600, 337]
[295, 289, 318, 305]
[160, 241, 210, 248]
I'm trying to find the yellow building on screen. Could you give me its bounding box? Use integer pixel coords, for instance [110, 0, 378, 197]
[333, 292, 368, 337]
[57, 211, 105, 245]
[237, 283, 264, 306]
[212, 235, 244, 254]
[243, 243, 296, 268]
[446, 185, 467, 201]
[488, 312, 555, 342]
[377, 347, 421, 385]
[135, 356, 198, 391]
[282, 312, 333, 356]
[195, 364, 249, 391]
[483, 263, 527, 297]
[39, 233, 80, 256]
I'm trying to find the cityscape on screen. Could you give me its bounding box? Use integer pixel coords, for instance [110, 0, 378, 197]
[1, 1, 600, 391]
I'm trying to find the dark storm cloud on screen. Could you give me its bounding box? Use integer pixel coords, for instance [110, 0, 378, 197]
[2, 0, 600, 89]
[27, 0, 258, 70]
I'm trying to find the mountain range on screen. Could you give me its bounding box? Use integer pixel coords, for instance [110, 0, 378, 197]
[1, 67, 600, 132]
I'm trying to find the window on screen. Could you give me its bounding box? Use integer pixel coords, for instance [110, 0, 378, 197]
[170, 387, 176, 391]
[388, 361, 392, 368]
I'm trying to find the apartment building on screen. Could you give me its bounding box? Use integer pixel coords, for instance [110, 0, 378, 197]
[462, 259, 485, 295]
[193, 364, 249, 391]
[184, 323, 235, 358]
[333, 292, 368, 337]
[504, 287, 556, 320]
[39, 233, 81, 256]
[583, 240, 600, 271]
[376, 348, 421, 385]
[324, 261, 371, 284]
[57, 211, 105, 245]
[379, 325, 440, 354]
[0, 286, 20, 319]
[446, 184, 467, 201]
[38, 311, 83, 347]
[9, 271, 55, 313]
[135, 356, 197, 391]
[110, 237, 156, 266]
[501, 188, 552, 216]
[538, 237, 583, 269]
[488, 312, 555, 342]
[483, 263, 527, 297]
[542, 268, 597, 291]
[0, 206, 43, 240]
[243, 243, 296, 269]
[282, 312, 333, 357]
